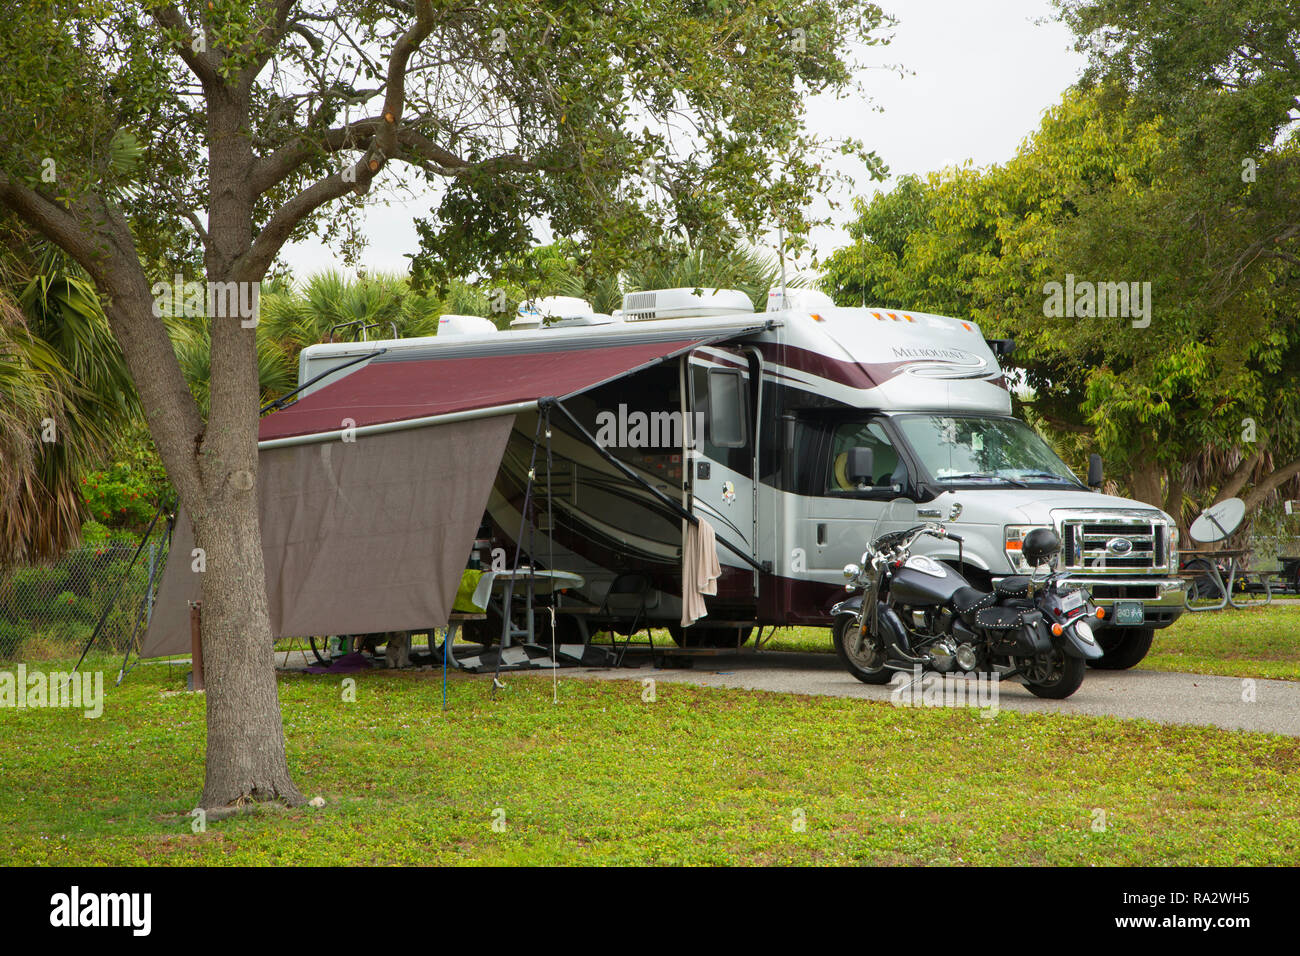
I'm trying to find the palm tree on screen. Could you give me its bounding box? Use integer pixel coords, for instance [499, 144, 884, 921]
[0, 252, 135, 565]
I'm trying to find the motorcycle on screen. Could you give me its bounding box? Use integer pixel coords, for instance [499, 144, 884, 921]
[831, 499, 1104, 699]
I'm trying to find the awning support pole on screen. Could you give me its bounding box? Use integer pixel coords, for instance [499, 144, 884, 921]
[490, 413, 546, 697]
[546, 399, 766, 573]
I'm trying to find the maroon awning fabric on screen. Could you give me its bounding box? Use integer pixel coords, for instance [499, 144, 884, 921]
[259, 335, 720, 442]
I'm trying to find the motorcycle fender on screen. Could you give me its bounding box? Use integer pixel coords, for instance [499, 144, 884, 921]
[1054, 621, 1105, 660]
[876, 603, 912, 655]
[830, 594, 863, 619]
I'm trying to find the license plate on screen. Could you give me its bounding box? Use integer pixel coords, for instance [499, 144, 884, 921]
[1113, 601, 1145, 626]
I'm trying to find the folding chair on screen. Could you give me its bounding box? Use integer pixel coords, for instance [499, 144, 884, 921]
[597, 573, 655, 666]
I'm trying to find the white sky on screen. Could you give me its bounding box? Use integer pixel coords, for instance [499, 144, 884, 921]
[278, 0, 1086, 281]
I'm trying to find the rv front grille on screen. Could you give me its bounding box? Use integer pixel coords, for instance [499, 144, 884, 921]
[1058, 516, 1167, 573]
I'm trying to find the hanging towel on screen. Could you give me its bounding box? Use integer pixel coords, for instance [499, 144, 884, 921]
[681, 517, 721, 626]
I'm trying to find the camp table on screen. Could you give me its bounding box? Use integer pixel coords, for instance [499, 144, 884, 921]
[439, 568, 586, 670]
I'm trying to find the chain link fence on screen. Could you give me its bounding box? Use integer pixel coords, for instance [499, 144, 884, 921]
[0, 523, 173, 663]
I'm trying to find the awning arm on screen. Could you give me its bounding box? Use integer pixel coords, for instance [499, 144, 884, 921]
[546, 398, 766, 574]
[260, 347, 389, 416]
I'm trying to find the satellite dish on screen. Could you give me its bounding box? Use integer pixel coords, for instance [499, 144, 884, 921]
[1189, 497, 1246, 544]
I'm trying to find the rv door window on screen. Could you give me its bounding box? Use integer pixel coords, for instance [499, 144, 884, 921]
[707, 369, 747, 448]
[827, 421, 906, 497]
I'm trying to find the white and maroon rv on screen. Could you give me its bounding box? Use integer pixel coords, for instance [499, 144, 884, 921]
[284, 287, 1186, 665]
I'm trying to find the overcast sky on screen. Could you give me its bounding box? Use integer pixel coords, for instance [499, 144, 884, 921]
[278, 0, 1087, 281]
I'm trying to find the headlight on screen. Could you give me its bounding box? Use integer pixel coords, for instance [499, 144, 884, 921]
[842, 563, 861, 580]
[1074, 620, 1095, 644]
[1168, 525, 1179, 570]
[1005, 525, 1051, 573]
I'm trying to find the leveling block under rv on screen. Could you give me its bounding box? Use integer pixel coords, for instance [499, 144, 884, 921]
[292, 288, 1186, 664]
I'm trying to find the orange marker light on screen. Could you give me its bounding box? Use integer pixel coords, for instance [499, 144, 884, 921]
[1095, 607, 1105, 619]
[1051, 623, 1064, 637]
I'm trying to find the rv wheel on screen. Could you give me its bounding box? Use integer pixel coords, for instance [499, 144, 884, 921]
[1087, 626, 1154, 670]
[667, 625, 754, 648]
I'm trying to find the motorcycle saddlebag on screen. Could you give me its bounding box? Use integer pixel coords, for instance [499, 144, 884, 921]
[975, 607, 1051, 655]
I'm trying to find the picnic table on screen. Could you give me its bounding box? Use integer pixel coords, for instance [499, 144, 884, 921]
[1179, 548, 1275, 612]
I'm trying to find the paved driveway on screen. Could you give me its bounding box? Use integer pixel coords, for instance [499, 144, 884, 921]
[566, 650, 1300, 736]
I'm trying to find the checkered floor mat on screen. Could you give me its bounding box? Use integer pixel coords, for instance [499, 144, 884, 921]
[454, 642, 617, 673]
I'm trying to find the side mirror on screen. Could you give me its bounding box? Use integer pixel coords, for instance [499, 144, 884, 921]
[846, 447, 875, 486]
[1087, 453, 1103, 489]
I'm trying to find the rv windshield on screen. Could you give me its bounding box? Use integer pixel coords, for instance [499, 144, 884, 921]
[892, 415, 1082, 488]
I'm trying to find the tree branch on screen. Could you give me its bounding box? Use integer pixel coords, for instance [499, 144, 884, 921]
[1242, 455, 1300, 513]
[235, 1, 437, 280]
[150, 3, 222, 89]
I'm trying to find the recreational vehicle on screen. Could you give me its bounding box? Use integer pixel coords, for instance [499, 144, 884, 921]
[292, 288, 1187, 669]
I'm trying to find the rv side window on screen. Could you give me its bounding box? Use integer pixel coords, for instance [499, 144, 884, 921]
[707, 369, 747, 448]
[826, 420, 907, 497]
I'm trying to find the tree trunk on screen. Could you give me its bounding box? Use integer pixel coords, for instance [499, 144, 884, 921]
[1128, 457, 1165, 509]
[193, 491, 303, 807]
[186, 86, 304, 810]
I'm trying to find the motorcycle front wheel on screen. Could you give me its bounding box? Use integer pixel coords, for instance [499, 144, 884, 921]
[833, 614, 893, 684]
[1019, 649, 1086, 699]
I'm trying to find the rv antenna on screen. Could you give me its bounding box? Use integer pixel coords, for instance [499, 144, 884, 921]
[778, 221, 787, 310]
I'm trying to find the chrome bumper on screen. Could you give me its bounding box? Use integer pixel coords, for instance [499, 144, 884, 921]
[993, 575, 1187, 609]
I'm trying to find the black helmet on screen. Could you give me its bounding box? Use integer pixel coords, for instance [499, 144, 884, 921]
[1022, 528, 1062, 567]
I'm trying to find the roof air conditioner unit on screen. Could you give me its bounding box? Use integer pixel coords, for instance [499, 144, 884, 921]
[620, 287, 754, 321]
[438, 314, 498, 335]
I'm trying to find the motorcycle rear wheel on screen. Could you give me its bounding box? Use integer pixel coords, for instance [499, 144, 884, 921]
[833, 615, 893, 684]
[1020, 649, 1086, 699]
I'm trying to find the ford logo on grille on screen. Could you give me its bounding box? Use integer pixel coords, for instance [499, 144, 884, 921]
[1106, 537, 1134, 555]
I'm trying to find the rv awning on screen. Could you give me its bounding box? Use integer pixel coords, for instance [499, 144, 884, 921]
[258, 331, 757, 446]
[142, 327, 765, 658]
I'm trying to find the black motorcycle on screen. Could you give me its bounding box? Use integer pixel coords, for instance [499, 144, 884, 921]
[831, 504, 1104, 699]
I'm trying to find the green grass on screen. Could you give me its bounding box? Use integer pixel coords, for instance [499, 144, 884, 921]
[2, 660, 1299, 865]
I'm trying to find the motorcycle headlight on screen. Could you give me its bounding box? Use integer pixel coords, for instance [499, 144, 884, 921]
[842, 563, 861, 580]
[1074, 619, 1095, 644]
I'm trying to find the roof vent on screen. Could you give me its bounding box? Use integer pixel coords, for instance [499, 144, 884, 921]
[620, 287, 754, 321]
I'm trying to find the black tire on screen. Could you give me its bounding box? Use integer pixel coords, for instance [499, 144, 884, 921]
[667, 624, 753, 648]
[832, 614, 893, 684]
[309, 635, 333, 666]
[1087, 626, 1154, 670]
[1183, 558, 1223, 601]
[1020, 650, 1086, 699]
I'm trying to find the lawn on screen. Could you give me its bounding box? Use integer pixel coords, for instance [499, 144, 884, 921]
[754, 604, 1300, 681]
[2, 658, 1298, 865]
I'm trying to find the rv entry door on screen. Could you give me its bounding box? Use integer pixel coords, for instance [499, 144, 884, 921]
[687, 348, 758, 591]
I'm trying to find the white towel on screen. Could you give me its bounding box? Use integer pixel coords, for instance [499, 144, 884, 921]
[681, 517, 721, 626]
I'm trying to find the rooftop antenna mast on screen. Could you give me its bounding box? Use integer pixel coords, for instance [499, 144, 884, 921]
[777, 219, 787, 310]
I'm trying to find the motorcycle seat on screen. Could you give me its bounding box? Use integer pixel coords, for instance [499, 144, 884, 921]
[995, 576, 1032, 600]
[949, 587, 995, 615]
